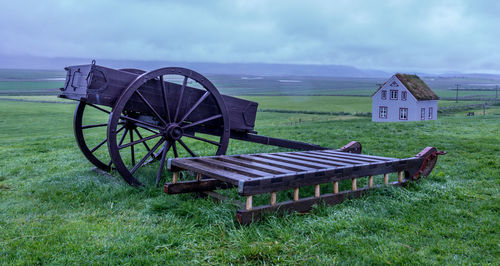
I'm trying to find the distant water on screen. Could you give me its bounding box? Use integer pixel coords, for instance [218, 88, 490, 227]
[278, 80, 301, 83]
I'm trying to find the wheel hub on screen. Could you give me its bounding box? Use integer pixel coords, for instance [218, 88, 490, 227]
[164, 124, 183, 140]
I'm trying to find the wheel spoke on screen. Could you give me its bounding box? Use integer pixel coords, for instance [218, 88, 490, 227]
[118, 128, 129, 146]
[119, 133, 162, 149]
[183, 134, 221, 146]
[130, 130, 135, 166]
[178, 91, 210, 123]
[174, 76, 188, 122]
[130, 138, 164, 174]
[135, 90, 167, 126]
[172, 141, 178, 158]
[120, 115, 162, 130]
[134, 128, 152, 152]
[155, 141, 171, 186]
[82, 123, 107, 129]
[90, 138, 107, 153]
[88, 103, 111, 114]
[89, 125, 124, 153]
[160, 76, 172, 123]
[178, 139, 197, 157]
[181, 114, 222, 130]
[136, 124, 160, 134]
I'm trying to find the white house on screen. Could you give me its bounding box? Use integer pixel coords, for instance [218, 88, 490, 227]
[372, 73, 439, 122]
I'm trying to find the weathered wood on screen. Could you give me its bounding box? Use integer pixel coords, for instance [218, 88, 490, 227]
[306, 150, 381, 163]
[296, 151, 368, 165]
[270, 192, 277, 206]
[172, 172, 178, 184]
[314, 184, 320, 198]
[60, 64, 259, 132]
[398, 171, 403, 183]
[334, 181, 339, 194]
[322, 150, 396, 161]
[273, 153, 348, 167]
[217, 156, 293, 175]
[238, 155, 314, 172]
[384, 173, 389, 185]
[293, 188, 299, 201]
[200, 158, 271, 178]
[257, 154, 333, 169]
[169, 159, 250, 185]
[369, 175, 373, 188]
[238, 158, 420, 195]
[352, 178, 357, 191]
[235, 181, 409, 225]
[246, 196, 253, 210]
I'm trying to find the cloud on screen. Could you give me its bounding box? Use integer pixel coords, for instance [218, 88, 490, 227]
[0, 0, 498, 73]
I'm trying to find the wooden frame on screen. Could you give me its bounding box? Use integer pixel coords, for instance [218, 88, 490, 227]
[165, 144, 444, 224]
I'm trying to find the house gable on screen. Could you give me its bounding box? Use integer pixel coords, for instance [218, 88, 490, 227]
[372, 73, 438, 101]
[372, 75, 417, 103]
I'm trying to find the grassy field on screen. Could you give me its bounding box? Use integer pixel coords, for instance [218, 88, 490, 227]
[0, 98, 499, 264]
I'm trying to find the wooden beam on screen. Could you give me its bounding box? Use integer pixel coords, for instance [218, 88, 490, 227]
[245, 196, 253, 211]
[352, 178, 357, 191]
[314, 184, 320, 198]
[270, 192, 277, 206]
[293, 188, 299, 201]
[369, 175, 373, 188]
[384, 173, 389, 185]
[333, 181, 339, 194]
[172, 172, 178, 184]
[398, 171, 403, 183]
[236, 181, 409, 225]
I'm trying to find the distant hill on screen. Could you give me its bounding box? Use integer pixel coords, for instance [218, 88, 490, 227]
[0, 54, 389, 78]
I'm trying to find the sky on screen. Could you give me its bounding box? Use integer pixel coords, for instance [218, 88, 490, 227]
[1, 0, 499, 73]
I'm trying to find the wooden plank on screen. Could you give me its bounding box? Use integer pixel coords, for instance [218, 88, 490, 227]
[236, 181, 409, 225]
[238, 155, 314, 172]
[164, 179, 234, 194]
[238, 157, 421, 195]
[273, 153, 351, 167]
[322, 150, 396, 161]
[293, 151, 366, 165]
[217, 156, 293, 175]
[201, 158, 271, 178]
[169, 159, 251, 184]
[257, 154, 335, 169]
[305, 150, 381, 163]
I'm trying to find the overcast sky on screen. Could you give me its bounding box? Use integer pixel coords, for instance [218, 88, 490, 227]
[1, 0, 499, 73]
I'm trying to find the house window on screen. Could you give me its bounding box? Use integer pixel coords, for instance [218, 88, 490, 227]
[421, 108, 425, 120]
[428, 107, 433, 119]
[401, 91, 407, 101]
[399, 108, 408, 120]
[390, 90, 398, 100]
[381, 90, 387, 100]
[379, 106, 388, 118]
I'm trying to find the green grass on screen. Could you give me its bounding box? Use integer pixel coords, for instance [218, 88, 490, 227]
[0, 99, 499, 264]
[240, 96, 486, 114]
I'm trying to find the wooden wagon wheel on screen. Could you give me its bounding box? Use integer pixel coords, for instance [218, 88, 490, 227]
[73, 68, 145, 171]
[107, 67, 230, 186]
